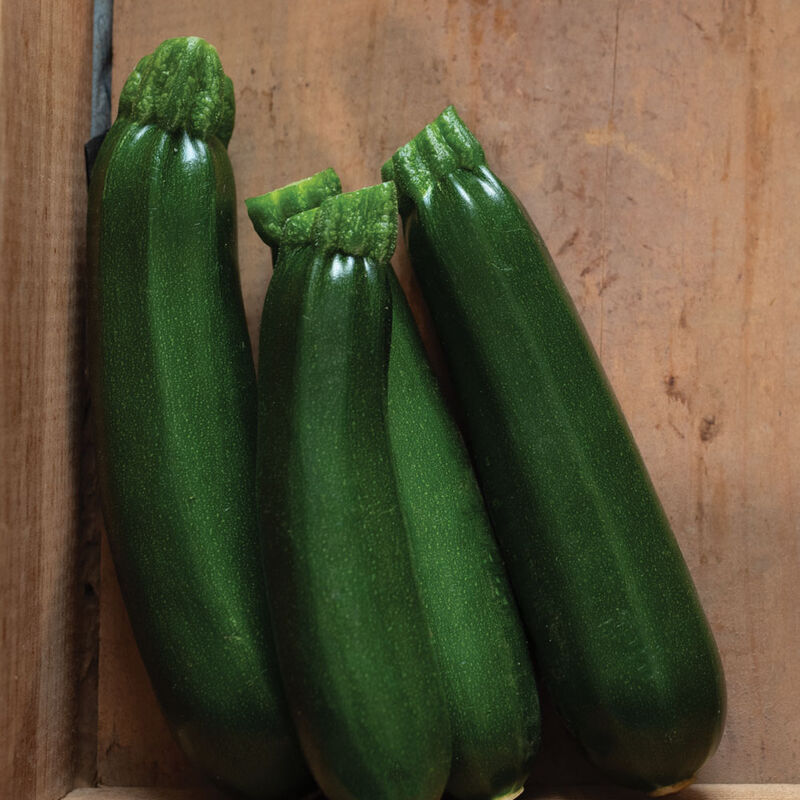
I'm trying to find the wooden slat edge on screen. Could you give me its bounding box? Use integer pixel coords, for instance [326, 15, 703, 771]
[63, 787, 227, 800]
[62, 785, 800, 800]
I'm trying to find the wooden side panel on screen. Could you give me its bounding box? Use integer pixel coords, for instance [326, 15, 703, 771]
[100, 0, 800, 787]
[0, 0, 94, 798]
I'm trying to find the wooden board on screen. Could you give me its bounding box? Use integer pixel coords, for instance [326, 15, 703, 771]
[62, 785, 800, 800]
[96, 0, 800, 789]
[0, 1, 94, 799]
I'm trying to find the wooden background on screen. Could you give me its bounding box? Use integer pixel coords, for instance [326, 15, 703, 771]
[1, 0, 94, 798]
[91, 0, 800, 790]
[5, 0, 795, 795]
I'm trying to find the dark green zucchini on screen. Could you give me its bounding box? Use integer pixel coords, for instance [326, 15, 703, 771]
[383, 106, 726, 795]
[386, 267, 541, 800]
[255, 182, 451, 800]
[248, 170, 541, 800]
[87, 37, 311, 798]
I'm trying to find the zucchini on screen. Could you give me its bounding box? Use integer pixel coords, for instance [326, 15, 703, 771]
[249, 171, 541, 800]
[383, 106, 726, 795]
[87, 37, 311, 798]
[255, 182, 451, 800]
[386, 267, 540, 800]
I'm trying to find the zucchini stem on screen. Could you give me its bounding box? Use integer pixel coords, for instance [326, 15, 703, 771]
[118, 37, 235, 145]
[246, 168, 341, 248]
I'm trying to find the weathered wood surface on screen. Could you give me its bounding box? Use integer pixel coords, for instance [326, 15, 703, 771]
[0, 1, 94, 799]
[97, 0, 800, 789]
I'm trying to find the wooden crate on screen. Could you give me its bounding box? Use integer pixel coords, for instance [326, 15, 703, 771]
[2, 0, 799, 798]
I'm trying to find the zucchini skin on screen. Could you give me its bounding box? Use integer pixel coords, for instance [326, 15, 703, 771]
[384, 107, 726, 793]
[386, 270, 540, 800]
[256, 188, 451, 800]
[87, 39, 311, 799]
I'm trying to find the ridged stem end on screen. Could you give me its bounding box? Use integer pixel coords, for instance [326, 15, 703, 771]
[245, 168, 342, 248]
[283, 208, 320, 248]
[315, 182, 398, 264]
[118, 36, 235, 146]
[649, 777, 696, 797]
[492, 788, 525, 800]
[381, 105, 485, 208]
[281, 183, 398, 265]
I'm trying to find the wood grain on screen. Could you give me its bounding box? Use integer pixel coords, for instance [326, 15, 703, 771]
[99, 0, 800, 789]
[61, 785, 800, 800]
[0, 0, 94, 798]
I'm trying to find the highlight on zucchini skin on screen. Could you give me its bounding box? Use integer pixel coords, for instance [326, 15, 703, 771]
[87, 36, 312, 799]
[383, 106, 726, 795]
[247, 171, 541, 800]
[254, 182, 451, 800]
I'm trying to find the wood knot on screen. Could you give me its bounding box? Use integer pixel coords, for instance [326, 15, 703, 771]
[699, 415, 719, 442]
[664, 374, 688, 406]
